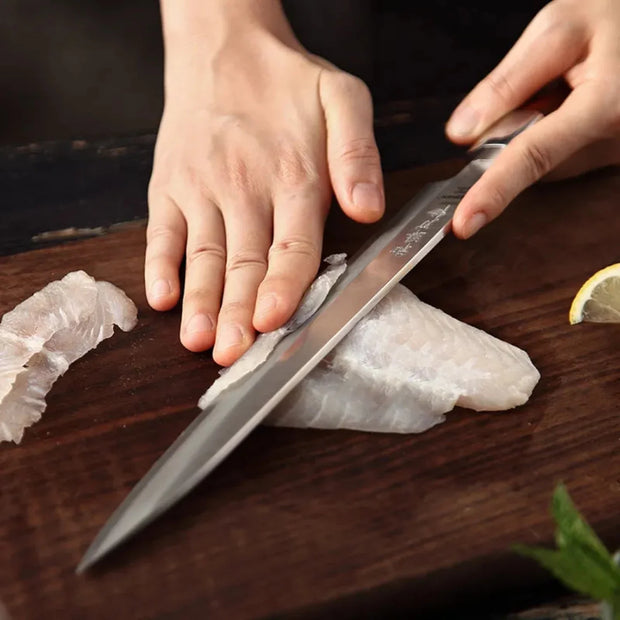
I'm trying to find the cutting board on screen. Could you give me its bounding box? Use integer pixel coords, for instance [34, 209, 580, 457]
[1, 160, 619, 620]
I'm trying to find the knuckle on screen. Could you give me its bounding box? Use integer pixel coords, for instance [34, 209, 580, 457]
[151, 166, 215, 211]
[146, 223, 177, 246]
[333, 73, 372, 102]
[535, 3, 583, 47]
[182, 288, 219, 309]
[187, 242, 226, 266]
[536, 1, 566, 31]
[219, 300, 251, 319]
[214, 112, 244, 133]
[486, 184, 509, 216]
[481, 72, 517, 106]
[275, 146, 319, 189]
[226, 250, 267, 274]
[227, 158, 258, 196]
[535, 2, 560, 29]
[147, 178, 169, 207]
[181, 165, 202, 190]
[338, 137, 380, 168]
[471, 180, 507, 217]
[259, 276, 302, 304]
[519, 141, 553, 180]
[181, 166, 214, 203]
[269, 237, 320, 263]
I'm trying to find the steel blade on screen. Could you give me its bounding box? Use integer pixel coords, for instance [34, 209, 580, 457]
[77, 158, 489, 573]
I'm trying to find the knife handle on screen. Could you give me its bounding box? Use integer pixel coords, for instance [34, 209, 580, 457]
[468, 109, 543, 159]
[468, 80, 568, 160]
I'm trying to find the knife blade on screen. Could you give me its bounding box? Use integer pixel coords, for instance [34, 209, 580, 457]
[77, 107, 543, 573]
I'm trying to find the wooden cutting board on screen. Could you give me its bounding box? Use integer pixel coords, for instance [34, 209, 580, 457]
[1, 161, 619, 620]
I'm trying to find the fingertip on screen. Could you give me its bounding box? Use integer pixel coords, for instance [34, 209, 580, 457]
[181, 333, 215, 353]
[181, 312, 217, 352]
[445, 122, 475, 146]
[451, 217, 468, 240]
[212, 324, 253, 367]
[252, 292, 294, 333]
[445, 104, 481, 144]
[148, 295, 178, 312]
[453, 211, 488, 240]
[339, 182, 385, 223]
[146, 278, 180, 311]
[212, 343, 248, 367]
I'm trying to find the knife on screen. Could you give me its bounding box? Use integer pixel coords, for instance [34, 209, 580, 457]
[77, 106, 544, 573]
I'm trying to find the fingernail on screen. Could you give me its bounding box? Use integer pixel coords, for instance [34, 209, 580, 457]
[151, 278, 171, 300]
[447, 104, 480, 138]
[217, 324, 244, 349]
[352, 182, 383, 213]
[255, 294, 277, 319]
[186, 313, 215, 335]
[463, 212, 487, 238]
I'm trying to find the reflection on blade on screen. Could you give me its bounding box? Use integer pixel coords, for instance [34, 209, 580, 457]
[77, 161, 488, 573]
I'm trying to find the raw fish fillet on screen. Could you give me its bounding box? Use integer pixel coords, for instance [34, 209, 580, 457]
[198, 254, 347, 410]
[199, 255, 540, 434]
[269, 284, 540, 432]
[0, 271, 137, 443]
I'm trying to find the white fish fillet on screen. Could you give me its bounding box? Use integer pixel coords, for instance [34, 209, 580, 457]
[0, 271, 137, 443]
[198, 254, 347, 410]
[199, 255, 540, 434]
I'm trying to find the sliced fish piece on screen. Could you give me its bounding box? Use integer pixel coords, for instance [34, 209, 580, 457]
[268, 284, 540, 433]
[0, 273, 137, 444]
[199, 255, 540, 434]
[0, 271, 97, 403]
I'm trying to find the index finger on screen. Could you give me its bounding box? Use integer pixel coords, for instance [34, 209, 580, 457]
[446, 3, 586, 142]
[453, 87, 611, 238]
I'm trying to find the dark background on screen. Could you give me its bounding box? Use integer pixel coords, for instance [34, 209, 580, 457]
[0, 0, 547, 146]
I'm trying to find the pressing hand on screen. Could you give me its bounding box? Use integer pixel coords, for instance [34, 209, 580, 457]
[145, 0, 384, 365]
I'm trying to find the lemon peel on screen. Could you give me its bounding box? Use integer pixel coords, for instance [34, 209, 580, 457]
[569, 263, 620, 324]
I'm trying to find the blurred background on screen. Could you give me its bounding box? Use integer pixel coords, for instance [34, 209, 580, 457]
[0, 0, 546, 146]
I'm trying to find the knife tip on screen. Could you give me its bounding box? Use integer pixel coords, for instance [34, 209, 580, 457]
[75, 517, 134, 575]
[75, 556, 91, 575]
[75, 538, 108, 575]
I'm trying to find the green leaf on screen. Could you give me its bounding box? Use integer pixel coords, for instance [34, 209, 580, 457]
[513, 544, 620, 602]
[513, 483, 620, 607]
[552, 484, 620, 581]
[552, 483, 609, 558]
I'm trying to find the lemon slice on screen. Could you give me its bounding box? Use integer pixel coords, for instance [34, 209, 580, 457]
[569, 263, 620, 324]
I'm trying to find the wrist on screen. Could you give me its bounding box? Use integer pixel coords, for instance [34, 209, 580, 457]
[160, 0, 303, 104]
[160, 0, 295, 55]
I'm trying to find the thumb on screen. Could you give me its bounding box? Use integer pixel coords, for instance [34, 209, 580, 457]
[319, 70, 385, 223]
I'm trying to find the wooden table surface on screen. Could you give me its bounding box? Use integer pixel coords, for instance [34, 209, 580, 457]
[0, 131, 619, 620]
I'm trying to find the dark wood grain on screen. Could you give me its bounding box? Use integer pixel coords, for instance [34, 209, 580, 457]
[0, 161, 619, 620]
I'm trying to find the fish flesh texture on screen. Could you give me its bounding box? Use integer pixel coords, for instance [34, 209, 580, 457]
[269, 284, 540, 432]
[199, 255, 540, 434]
[0, 271, 137, 443]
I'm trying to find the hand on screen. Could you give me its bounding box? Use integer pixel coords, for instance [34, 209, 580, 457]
[145, 0, 384, 366]
[445, 0, 620, 239]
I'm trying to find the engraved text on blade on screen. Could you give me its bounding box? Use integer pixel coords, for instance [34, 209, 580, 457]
[389, 183, 470, 258]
